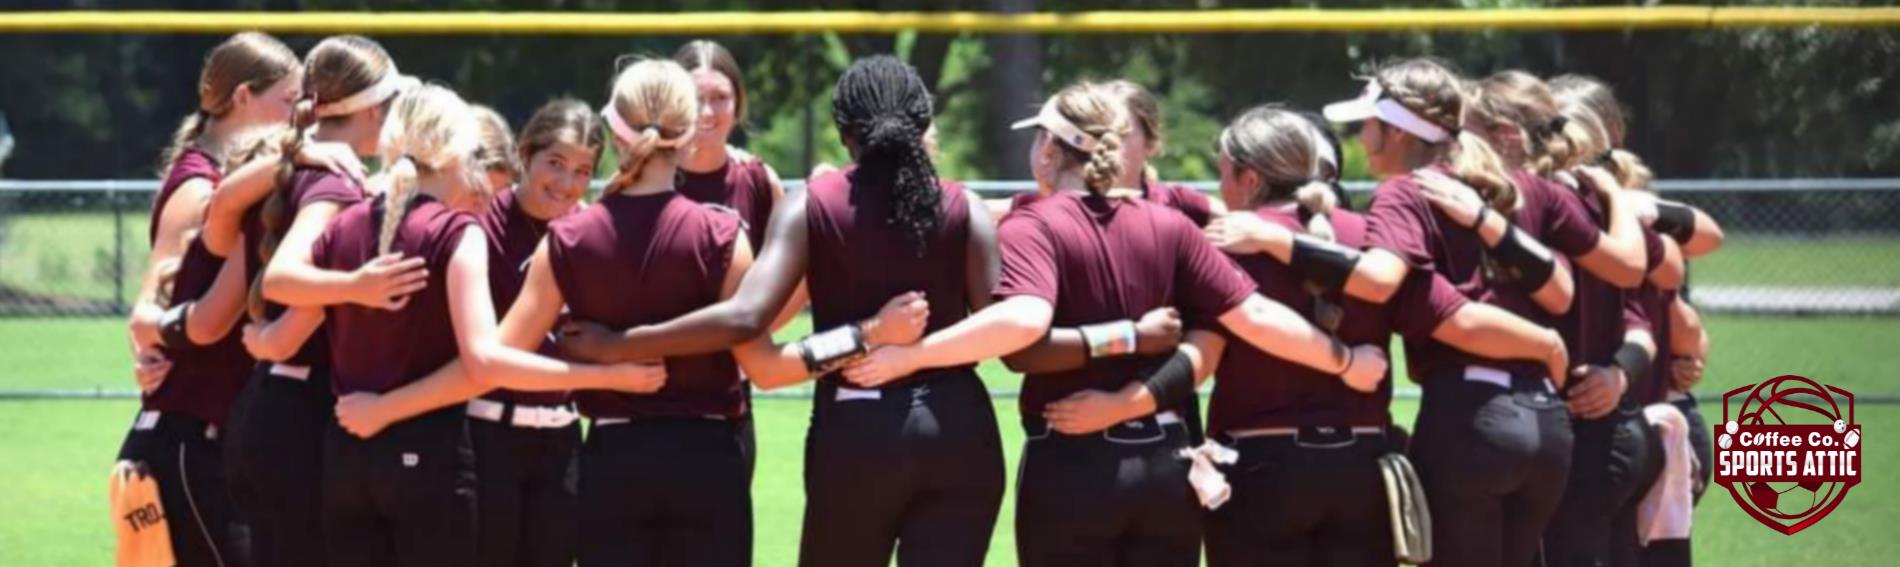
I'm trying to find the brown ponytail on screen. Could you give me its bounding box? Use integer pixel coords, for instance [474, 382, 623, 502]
[159, 32, 298, 174]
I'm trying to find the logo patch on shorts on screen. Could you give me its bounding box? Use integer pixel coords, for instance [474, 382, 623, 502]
[402, 453, 420, 468]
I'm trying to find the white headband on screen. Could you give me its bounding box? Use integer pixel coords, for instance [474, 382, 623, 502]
[1323, 80, 1452, 144]
[600, 104, 689, 149]
[1010, 99, 1100, 153]
[315, 70, 419, 118]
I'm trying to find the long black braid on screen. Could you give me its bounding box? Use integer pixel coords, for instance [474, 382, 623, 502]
[831, 55, 940, 257]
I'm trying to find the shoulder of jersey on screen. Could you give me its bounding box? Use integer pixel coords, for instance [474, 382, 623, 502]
[696, 202, 750, 236]
[727, 145, 760, 166]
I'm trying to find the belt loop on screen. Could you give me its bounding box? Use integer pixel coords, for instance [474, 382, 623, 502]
[498, 401, 516, 427]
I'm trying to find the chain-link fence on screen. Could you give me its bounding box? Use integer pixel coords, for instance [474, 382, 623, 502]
[2, 178, 1897, 317]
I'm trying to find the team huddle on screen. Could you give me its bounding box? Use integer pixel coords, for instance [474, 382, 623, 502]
[118, 30, 1726, 567]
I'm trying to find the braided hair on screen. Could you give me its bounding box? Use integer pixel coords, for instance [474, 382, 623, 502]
[1374, 58, 1518, 212]
[831, 56, 941, 257]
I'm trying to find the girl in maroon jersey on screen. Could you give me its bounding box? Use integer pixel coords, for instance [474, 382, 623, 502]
[263, 83, 659, 566]
[1200, 105, 1573, 567]
[674, 40, 786, 251]
[463, 101, 598, 567]
[672, 40, 797, 471]
[116, 32, 301, 567]
[1300, 58, 1576, 566]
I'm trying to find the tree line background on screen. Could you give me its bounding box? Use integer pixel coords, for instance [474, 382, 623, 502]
[1, 0, 1897, 184]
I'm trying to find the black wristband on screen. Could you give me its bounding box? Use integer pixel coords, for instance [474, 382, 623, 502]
[1613, 341, 1653, 389]
[1491, 225, 1556, 291]
[1332, 341, 1355, 376]
[1653, 201, 1697, 243]
[1140, 350, 1197, 410]
[1468, 206, 1491, 232]
[157, 303, 192, 348]
[1289, 234, 1363, 292]
[797, 323, 867, 374]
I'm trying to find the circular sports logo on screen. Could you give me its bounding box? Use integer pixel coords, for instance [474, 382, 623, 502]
[1714, 375, 1862, 535]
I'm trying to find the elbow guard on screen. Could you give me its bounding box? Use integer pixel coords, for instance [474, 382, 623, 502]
[1652, 201, 1697, 243]
[1491, 225, 1556, 292]
[1140, 350, 1198, 410]
[1613, 341, 1653, 390]
[1289, 234, 1362, 292]
[797, 324, 867, 374]
[158, 303, 192, 348]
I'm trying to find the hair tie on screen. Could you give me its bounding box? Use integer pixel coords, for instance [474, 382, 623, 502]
[1547, 116, 1569, 135]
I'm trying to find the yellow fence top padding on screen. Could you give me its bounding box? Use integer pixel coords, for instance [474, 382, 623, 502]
[0, 7, 1898, 35]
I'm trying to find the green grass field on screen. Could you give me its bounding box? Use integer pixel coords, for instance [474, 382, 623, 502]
[2, 315, 1899, 565]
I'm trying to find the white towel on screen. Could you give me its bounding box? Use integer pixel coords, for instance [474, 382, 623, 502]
[1639, 403, 1696, 544]
[1179, 441, 1240, 510]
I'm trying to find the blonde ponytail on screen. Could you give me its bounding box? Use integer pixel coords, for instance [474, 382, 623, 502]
[159, 32, 299, 174]
[602, 58, 699, 196]
[1450, 130, 1519, 213]
[372, 84, 480, 255]
[1607, 149, 1654, 191]
[1082, 129, 1125, 194]
[607, 127, 669, 195]
[1294, 182, 1338, 242]
[1041, 81, 1128, 196]
[378, 157, 419, 255]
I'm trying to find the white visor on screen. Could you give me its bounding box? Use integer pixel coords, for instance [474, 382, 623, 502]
[1322, 80, 1451, 143]
[315, 71, 420, 118]
[1010, 99, 1099, 153]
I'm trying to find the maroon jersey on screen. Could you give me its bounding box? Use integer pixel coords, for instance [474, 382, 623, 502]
[805, 167, 976, 388]
[1365, 170, 1543, 380]
[1549, 178, 1665, 366]
[144, 148, 253, 425]
[475, 188, 567, 406]
[313, 194, 475, 395]
[996, 192, 1256, 418]
[148, 147, 218, 245]
[553, 191, 746, 420]
[1514, 172, 1602, 260]
[1008, 179, 1215, 227]
[243, 168, 365, 369]
[678, 151, 776, 253]
[1146, 181, 1217, 227]
[1622, 281, 1678, 406]
[1208, 206, 1462, 435]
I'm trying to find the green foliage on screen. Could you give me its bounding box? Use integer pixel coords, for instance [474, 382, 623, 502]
[0, 1, 1896, 183]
